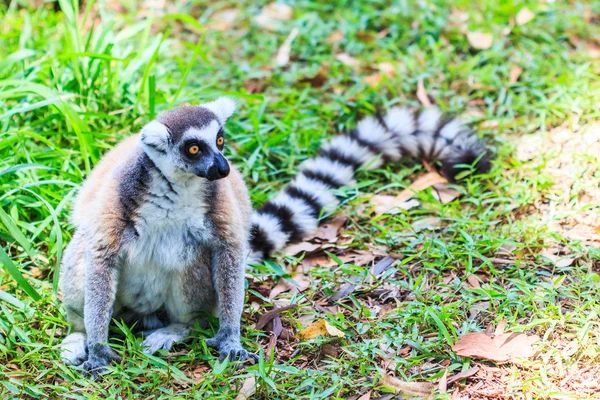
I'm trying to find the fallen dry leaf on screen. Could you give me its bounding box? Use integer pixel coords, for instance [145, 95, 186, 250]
[432, 183, 461, 204]
[364, 73, 382, 87]
[439, 368, 448, 393]
[299, 63, 329, 87]
[296, 319, 345, 340]
[207, 8, 239, 31]
[446, 366, 480, 385]
[284, 241, 322, 256]
[234, 377, 256, 400]
[269, 275, 310, 299]
[275, 27, 299, 67]
[357, 391, 371, 400]
[373, 171, 447, 215]
[515, 7, 535, 26]
[327, 30, 344, 44]
[378, 62, 395, 77]
[254, 2, 293, 30]
[452, 331, 540, 363]
[255, 304, 298, 330]
[379, 374, 435, 397]
[312, 215, 347, 243]
[417, 78, 432, 107]
[336, 53, 360, 68]
[466, 274, 481, 289]
[466, 31, 493, 50]
[370, 196, 419, 215]
[509, 65, 523, 83]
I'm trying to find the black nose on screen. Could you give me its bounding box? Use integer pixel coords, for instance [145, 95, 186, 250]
[217, 163, 230, 178]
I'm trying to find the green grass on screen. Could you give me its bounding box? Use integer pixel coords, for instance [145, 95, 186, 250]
[1, 0, 600, 398]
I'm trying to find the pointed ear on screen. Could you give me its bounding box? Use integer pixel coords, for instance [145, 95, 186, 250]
[201, 97, 237, 123]
[140, 120, 170, 153]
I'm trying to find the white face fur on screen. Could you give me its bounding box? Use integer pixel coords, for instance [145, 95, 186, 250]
[140, 97, 237, 181]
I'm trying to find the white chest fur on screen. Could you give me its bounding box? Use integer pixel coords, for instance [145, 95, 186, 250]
[123, 172, 211, 272]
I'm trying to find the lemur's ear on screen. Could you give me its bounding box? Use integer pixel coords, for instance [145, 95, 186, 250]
[140, 120, 170, 152]
[202, 97, 237, 124]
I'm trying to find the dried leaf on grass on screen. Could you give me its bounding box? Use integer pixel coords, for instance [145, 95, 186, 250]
[336, 53, 360, 68]
[284, 241, 323, 256]
[327, 30, 344, 44]
[446, 366, 480, 385]
[379, 374, 435, 397]
[416, 78, 432, 107]
[296, 319, 344, 340]
[364, 73, 383, 87]
[299, 63, 329, 87]
[515, 7, 535, 26]
[234, 377, 256, 400]
[207, 9, 239, 31]
[254, 3, 293, 30]
[275, 28, 299, 67]
[312, 215, 347, 243]
[431, 183, 461, 204]
[509, 66, 523, 83]
[269, 275, 310, 299]
[329, 256, 396, 302]
[255, 304, 298, 330]
[452, 330, 539, 363]
[466, 31, 493, 50]
[371, 172, 447, 215]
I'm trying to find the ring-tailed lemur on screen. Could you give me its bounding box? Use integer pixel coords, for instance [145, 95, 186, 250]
[59, 98, 490, 378]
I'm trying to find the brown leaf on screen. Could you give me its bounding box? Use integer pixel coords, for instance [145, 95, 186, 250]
[312, 215, 347, 243]
[432, 183, 461, 204]
[275, 28, 299, 67]
[370, 196, 419, 215]
[329, 256, 397, 302]
[466, 274, 481, 289]
[439, 368, 448, 393]
[234, 377, 256, 400]
[357, 391, 372, 400]
[296, 319, 345, 340]
[254, 3, 293, 30]
[452, 331, 539, 363]
[327, 30, 344, 44]
[336, 53, 360, 68]
[378, 62, 395, 77]
[509, 66, 523, 83]
[446, 366, 480, 385]
[299, 63, 329, 87]
[284, 241, 322, 256]
[493, 320, 506, 337]
[416, 78, 432, 107]
[207, 8, 239, 31]
[379, 374, 435, 397]
[364, 73, 382, 87]
[515, 7, 535, 26]
[374, 172, 447, 215]
[466, 31, 493, 50]
[255, 304, 298, 330]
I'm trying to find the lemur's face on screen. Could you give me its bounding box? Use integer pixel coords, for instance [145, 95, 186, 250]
[140, 98, 236, 181]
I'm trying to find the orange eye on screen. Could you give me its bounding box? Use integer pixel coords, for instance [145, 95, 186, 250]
[188, 145, 200, 155]
[217, 137, 224, 146]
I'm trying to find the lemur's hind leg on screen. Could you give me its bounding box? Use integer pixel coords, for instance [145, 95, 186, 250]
[61, 332, 88, 366]
[141, 323, 190, 354]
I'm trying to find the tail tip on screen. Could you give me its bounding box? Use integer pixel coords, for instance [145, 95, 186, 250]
[441, 148, 492, 182]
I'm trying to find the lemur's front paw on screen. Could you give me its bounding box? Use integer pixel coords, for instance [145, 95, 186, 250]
[205, 335, 258, 363]
[81, 343, 122, 380]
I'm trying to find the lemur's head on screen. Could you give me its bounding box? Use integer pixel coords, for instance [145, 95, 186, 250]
[140, 97, 236, 181]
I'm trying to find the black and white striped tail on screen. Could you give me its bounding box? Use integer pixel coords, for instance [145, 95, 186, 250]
[248, 106, 491, 264]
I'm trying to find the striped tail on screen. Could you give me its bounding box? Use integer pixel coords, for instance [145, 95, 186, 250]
[248, 106, 492, 264]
